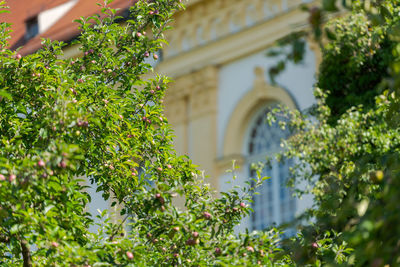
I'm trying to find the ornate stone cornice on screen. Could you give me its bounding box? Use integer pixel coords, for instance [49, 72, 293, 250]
[164, 0, 314, 59]
[157, 4, 316, 78]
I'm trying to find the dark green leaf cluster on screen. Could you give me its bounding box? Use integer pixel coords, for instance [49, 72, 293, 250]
[265, 1, 400, 265]
[318, 8, 398, 124]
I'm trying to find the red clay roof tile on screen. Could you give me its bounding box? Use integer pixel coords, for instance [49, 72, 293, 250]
[0, 0, 135, 55]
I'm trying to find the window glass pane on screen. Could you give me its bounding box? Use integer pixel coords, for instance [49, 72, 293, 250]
[247, 105, 295, 231]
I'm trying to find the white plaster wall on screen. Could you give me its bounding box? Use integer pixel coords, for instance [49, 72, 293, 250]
[219, 167, 250, 233]
[218, 43, 317, 231]
[85, 179, 110, 233]
[38, 0, 78, 34]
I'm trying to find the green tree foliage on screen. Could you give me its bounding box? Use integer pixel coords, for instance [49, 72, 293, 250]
[318, 8, 396, 124]
[2, 0, 400, 266]
[266, 0, 400, 265]
[0, 0, 290, 266]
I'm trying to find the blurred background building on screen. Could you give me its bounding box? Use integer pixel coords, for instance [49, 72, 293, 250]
[1, 0, 318, 232]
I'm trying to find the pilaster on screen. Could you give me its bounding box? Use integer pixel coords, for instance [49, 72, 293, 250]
[164, 65, 219, 190]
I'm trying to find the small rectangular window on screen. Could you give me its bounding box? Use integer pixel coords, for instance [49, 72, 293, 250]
[25, 16, 39, 40]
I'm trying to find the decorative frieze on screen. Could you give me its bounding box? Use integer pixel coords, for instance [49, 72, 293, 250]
[164, 0, 311, 58]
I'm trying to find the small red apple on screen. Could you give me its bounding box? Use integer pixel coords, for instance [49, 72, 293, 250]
[37, 160, 45, 168]
[8, 174, 16, 182]
[246, 246, 254, 253]
[186, 238, 199, 246]
[203, 212, 211, 219]
[60, 161, 67, 168]
[126, 251, 134, 259]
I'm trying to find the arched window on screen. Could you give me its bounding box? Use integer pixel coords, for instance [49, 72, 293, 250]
[246, 104, 296, 231]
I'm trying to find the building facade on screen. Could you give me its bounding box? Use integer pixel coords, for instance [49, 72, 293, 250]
[157, 0, 319, 231]
[2, 0, 320, 231]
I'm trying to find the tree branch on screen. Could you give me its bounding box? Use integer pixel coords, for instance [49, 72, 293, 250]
[20, 239, 32, 267]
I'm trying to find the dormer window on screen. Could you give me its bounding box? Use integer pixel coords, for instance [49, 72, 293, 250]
[25, 16, 39, 40]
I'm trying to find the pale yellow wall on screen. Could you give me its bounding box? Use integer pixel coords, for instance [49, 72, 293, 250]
[163, 65, 218, 191]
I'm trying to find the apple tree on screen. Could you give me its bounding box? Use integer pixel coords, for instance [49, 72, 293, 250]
[0, 0, 293, 266]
